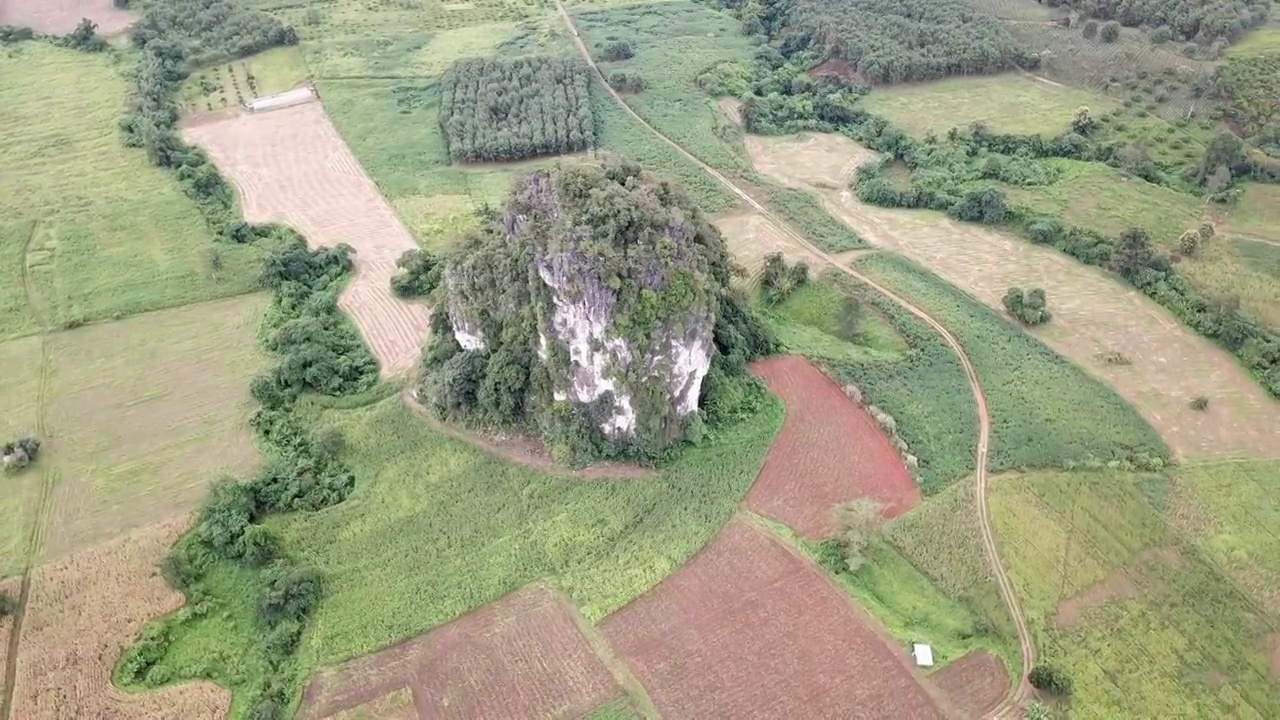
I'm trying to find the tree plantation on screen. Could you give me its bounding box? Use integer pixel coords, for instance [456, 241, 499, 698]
[1067, 0, 1271, 45]
[440, 57, 595, 163]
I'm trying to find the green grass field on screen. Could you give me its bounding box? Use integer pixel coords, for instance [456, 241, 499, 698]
[1003, 158, 1203, 243]
[575, 1, 754, 175]
[0, 335, 44, 577]
[134, 392, 782, 705]
[859, 74, 1110, 137]
[991, 470, 1280, 718]
[855, 253, 1169, 471]
[1228, 183, 1280, 243]
[0, 43, 264, 337]
[768, 273, 979, 494]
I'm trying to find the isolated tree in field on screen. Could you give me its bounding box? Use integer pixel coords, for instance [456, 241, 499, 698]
[1197, 222, 1216, 241]
[602, 40, 635, 61]
[1071, 106, 1095, 134]
[1003, 287, 1051, 326]
[1110, 228, 1156, 280]
[1197, 132, 1246, 186]
[835, 499, 884, 571]
[760, 253, 809, 304]
[2, 437, 41, 472]
[1100, 21, 1121, 42]
[1029, 664, 1074, 695]
[1189, 395, 1210, 410]
[1179, 230, 1200, 256]
[1082, 19, 1099, 38]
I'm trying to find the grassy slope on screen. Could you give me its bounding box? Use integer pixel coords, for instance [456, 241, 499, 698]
[990, 470, 1280, 718]
[860, 73, 1111, 137]
[0, 43, 263, 337]
[140, 394, 782, 701]
[1228, 183, 1280, 243]
[855, 253, 1169, 470]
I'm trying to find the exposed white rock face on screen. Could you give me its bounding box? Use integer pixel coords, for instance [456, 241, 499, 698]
[446, 273, 487, 350]
[663, 317, 713, 417]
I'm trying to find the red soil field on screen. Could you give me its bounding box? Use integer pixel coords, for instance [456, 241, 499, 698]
[748, 355, 921, 538]
[600, 519, 950, 719]
[298, 584, 622, 719]
[930, 649, 1008, 718]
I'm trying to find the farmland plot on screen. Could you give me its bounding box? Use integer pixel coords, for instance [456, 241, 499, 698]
[745, 132, 1280, 461]
[600, 519, 950, 718]
[299, 584, 622, 720]
[0, 0, 135, 35]
[8, 517, 230, 719]
[181, 101, 431, 376]
[0, 335, 43, 577]
[748, 356, 920, 537]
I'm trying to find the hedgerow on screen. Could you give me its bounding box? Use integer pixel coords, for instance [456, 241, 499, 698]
[440, 57, 594, 163]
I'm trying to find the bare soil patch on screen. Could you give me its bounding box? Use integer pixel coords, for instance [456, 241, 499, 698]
[404, 390, 652, 479]
[181, 102, 431, 377]
[931, 649, 1007, 718]
[744, 132, 1280, 461]
[808, 58, 864, 85]
[717, 97, 743, 127]
[299, 584, 621, 720]
[1054, 567, 1139, 629]
[748, 356, 920, 538]
[0, 0, 135, 36]
[600, 519, 949, 719]
[9, 516, 230, 719]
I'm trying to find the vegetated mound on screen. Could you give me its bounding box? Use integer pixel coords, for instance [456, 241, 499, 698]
[421, 157, 775, 462]
[748, 0, 1032, 84]
[440, 56, 595, 163]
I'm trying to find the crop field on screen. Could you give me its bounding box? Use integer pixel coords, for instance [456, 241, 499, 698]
[990, 471, 1280, 717]
[298, 584, 623, 719]
[133, 395, 781, 703]
[178, 47, 310, 114]
[745, 131, 1280, 461]
[601, 519, 948, 717]
[1001, 158, 1203, 243]
[10, 516, 230, 719]
[0, 335, 43, 577]
[859, 74, 1112, 137]
[747, 356, 919, 537]
[856, 253, 1169, 470]
[0, 0, 135, 35]
[1229, 183, 1280, 243]
[33, 295, 266, 563]
[182, 101, 431, 375]
[574, 1, 754, 173]
[0, 44, 264, 336]
[930, 649, 1008, 717]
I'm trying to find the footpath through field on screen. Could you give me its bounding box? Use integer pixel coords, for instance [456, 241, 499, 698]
[552, 1, 1035, 713]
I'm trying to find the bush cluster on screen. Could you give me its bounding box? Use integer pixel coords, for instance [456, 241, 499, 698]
[390, 248, 442, 298]
[607, 71, 646, 93]
[759, 252, 810, 304]
[1069, 0, 1270, 45]
[57, 18, 108, 51]
[2, 437, 41, 472]
[1002, 287, 1052, 326]
[1029, 663, 1075, 695]
[440, 57, 594, 163]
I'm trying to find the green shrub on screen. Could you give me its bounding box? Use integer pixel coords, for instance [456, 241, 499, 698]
[1029, 663, 1074, 695]
[257, 562, 323, 627]
[0, 591, 15, 618]
[1189, 395, 1209, 411]
[817, 539, 850, 574]
[602, 39, 634, 61]
[1002, 287, 1052, 326]
[1100, 21, 1121, 43]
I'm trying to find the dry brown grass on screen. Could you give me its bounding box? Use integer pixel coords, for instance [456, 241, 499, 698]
[712, 211, 866, 287]
[743, 132, 1280, 462]
[181, 101, 432, 377]
[38, 295, 266, 563]
[10, 515, 230, 719]
[0, 0, 135, 36]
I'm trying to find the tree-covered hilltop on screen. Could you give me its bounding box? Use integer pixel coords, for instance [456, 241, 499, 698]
[417, 158, 776, 462]
[440, 57, 595, 163]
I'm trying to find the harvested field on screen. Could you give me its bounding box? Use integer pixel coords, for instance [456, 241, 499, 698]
[8, 516, 230, 719]
[744, 132, 1280, 461]
[747, 356, 920, 538]
[712, 211, 863, 287]
[0, 0, 135, 36]
[600, 519, 949, 719]
[39, 295, 266, 562]
[298, 584, 621, 720]
[327, 689, 416, 720]
[181, 100, 431, 376]
[930, 649, 1007, 718]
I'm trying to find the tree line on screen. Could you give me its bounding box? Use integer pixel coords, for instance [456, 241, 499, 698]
[1063, 0, 1271, 45]
[440, 57, 595, 163]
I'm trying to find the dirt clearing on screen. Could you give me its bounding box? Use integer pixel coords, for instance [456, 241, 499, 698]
[0, 0, 135, 36]
[748, 356, 920, 538]
[299, 584, 621, 720]
[8, 516, 230, 719]
[600, 519, 949, 718]
[181, 101, 431, 377]
[931, 649, 1007, 718]
[744, 132, 1280, 461]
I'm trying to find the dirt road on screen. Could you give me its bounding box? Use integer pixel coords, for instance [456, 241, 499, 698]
[552, 1, 1034, 713]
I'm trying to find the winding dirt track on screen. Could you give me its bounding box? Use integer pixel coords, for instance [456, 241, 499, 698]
[553, 2, 1034, 713]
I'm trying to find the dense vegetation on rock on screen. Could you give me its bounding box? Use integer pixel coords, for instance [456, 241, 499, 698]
[419, 158, 775, 462]
[440, 57, 595, 162]
[724, 0, 1032, 84]
[1067, 0, 1271, 45]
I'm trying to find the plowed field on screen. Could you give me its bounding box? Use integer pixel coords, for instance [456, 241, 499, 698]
[744, 132, 1280, 461]
[931, 649, 1007, 718]
[181, 101, 431, 376]
[298, 584, 622, 720]
[0, 0, 135, 36]
[8, 516, 229, 719]
[600, 519, 949, 719]
[748, 356, 920, 537]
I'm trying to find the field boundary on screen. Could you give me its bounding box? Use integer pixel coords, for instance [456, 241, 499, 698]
[556, 590, 660, 719]
[1, 222, 52, 720]
[552, 2, 1034, 712]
